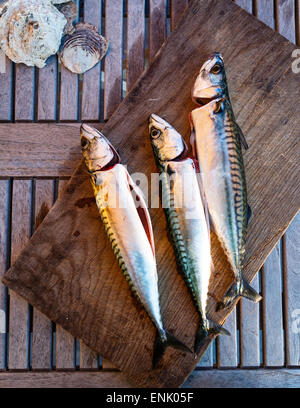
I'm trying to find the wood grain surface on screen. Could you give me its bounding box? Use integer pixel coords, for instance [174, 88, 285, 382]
[0, 368, 298, 388]
[2, 0, 300, 387]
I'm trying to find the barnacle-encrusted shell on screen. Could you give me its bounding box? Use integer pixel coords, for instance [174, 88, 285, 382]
[55, 1, 77, 35]
[0, 0, 67, 68]
[59, 22, 108, 74]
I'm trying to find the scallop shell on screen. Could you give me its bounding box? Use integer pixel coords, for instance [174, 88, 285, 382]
[0, 0, 67, 68]
[59, 22, 108, 74]
[55, 1, 77, 35]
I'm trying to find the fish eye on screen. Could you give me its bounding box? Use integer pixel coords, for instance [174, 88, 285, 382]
[211, 64, 222, 74]
[150, 128, 161, 139]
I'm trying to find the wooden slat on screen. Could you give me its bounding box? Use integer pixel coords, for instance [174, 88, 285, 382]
[297, 0, 300, 45]
[149, 0, 166, 62]
[81, 0, 102, 121]
[104, 0, 123, 120]
[8, 180, 31, 369]
[0, 57, 12, 120]
[234, 0, 252, 13]
[15, 65, 34, 121]
[55, 179, 75, 370]
[127, 0, 145, 92]
[171, 0, 188, 30]
[285, 213, 300, 366]
[0, 369, 298, 388]
[240, 273, 260, 367]
[262, 243, 284, 366]
[38, 56, 57, 121]
[276, 0, 296, 43]
[197, 342, 214, 367]
[60, 1, 79, 121]
[183, 368, 300, 388]
[3, 0, 300, 387]
[256, 0, 275, 28]
[0, 180, 9, 369]
[31, 180, 54, 370]
[80, 343, 98, 370]
[218, 310, 238, 367]
[0, 123, 103, 177]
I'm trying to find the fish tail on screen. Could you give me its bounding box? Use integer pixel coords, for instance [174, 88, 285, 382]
[194, 320, 230, 354]
[216, 277, 262, 311]
[153, 330, 192, 368]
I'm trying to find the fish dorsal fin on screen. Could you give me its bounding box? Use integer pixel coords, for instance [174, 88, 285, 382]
[236, 122, 249, 150]
[125, 169, 155, 257]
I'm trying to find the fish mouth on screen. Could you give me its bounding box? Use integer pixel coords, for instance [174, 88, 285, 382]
[193, 96, 216, 107]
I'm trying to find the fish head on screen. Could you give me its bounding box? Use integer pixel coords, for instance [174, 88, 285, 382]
[149, 114, 187, 162]
[192, 52, 227, 105]
[80, 124, 120, 172]
[191, 97, 226, 129]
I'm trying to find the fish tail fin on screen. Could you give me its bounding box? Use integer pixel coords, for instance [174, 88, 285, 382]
[153, 331, 192, 368]
[216, 278, 262, 311]
[194, 320, 230, 354]
[241, 279, 262, 303]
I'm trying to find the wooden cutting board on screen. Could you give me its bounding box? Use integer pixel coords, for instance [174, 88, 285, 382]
[3, 0, 300, 387]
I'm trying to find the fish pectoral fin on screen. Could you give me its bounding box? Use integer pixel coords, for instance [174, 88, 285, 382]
[236, 122, 249, 150]
[125, 169, 156, 256]
[153, 331, 192, 368]
[208, 320, 231, 337]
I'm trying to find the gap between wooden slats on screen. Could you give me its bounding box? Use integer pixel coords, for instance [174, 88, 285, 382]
[81, 0, 102, 122]
[104, 0, 124, 120]
[0, 180, 9, 369]
[55, 179, 76, 370]
[8, 180, 32, 369]
[284, 213, 300, 366]
[59, 0, 80, 122]
[0, 57, 12, 121]
[31, 179, 55, 370]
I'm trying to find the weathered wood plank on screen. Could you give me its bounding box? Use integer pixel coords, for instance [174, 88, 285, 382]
[38, 56, 57, 121]
[276, 0, 296, 43]
[256, 0, 275, 29]
[218, 310, 238, 367]
[60, 1, 79, 121]
[104, 0, 123, 120]
[262, 243, 284, 366]
[0, 123, 103, 177]
[127, 0, 145, 92]
[2, 0, 300, 387]
[80, 343, 98, 370]
[285, 213, 300, 366]
[81, 0, 102, 121]
[197, 342, 214, 368]
[31, 180, 54, 370]
[8, 180, 31, 369]
[296, 0, 300, 45]
[171, 0, 188, 30]
[0, 180, 9, 369]
[240, 273, 260, 367]
[0, 57, 12, 120]
[0, 369, 298, 388]
[15, 65, 34, 121]
[55, 178, 75, 370]
[183, 368, 300, 388]
[149, 0, 166, 62]
[234, 0, 252, 14]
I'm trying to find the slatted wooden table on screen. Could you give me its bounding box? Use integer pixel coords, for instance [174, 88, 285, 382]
[0, 0, 299, 387]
